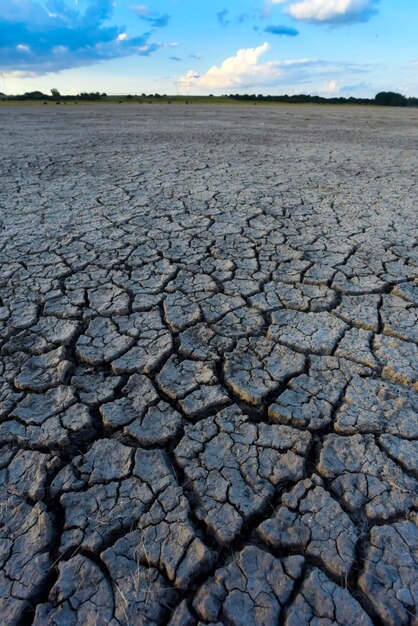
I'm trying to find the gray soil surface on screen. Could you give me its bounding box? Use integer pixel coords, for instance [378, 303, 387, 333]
[1, 103, 417, 625]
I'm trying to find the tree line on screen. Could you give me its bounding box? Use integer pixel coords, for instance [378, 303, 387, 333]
[1, 89, 417, 107]
[227, 92, 418, 107]
[0, 89, 107, 101]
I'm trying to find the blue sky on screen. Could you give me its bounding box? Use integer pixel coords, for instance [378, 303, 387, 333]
[1, 0, 417, 96]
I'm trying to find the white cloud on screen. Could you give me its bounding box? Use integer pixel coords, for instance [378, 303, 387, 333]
[179, 43, 315, 90]
[2, 70, 39, 79]
[137, 44, 155, 54]
[274, 0, 378, 23]
[130, 5, 150, 17]
[321, 79, 341, 93]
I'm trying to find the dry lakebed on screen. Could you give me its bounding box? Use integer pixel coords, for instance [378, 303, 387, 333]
[0, 103, 417, 625]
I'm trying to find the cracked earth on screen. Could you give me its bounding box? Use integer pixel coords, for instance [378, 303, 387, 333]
[0, 104, 417, 625]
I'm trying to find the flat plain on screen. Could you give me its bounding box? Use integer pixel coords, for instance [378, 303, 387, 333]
[1, 104, 417, 625]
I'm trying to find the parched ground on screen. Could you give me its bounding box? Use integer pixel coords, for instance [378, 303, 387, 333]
[0, 103, 417, 626]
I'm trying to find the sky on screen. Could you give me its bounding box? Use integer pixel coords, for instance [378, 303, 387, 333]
[1, 0, 417, 97]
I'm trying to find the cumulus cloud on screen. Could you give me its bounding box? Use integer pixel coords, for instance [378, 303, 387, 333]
[273, 0, 379, 24]
[0, 0, 161, 74]
[179, 43, 372, 92]
[321, 79, 341, 93]
[264, 24, 299, 36]
[179, 43, 321, 90]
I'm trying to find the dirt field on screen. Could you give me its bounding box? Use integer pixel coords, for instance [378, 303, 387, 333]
[1, 104, 417, 625]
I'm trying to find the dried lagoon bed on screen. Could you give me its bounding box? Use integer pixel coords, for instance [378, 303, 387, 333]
[0, 104, 417, 625]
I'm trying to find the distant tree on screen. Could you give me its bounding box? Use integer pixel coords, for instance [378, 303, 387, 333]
[101, 93, 107, 97]
[51, 88, 61, 99]
[78, 92, 101, 100]
[24, 91, 47, 99]
[126, 94, 133, 99]
[375, 91, 407, 107]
